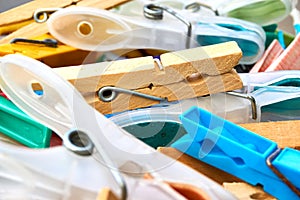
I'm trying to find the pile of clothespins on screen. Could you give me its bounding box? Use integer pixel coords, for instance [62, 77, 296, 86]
[0, 0, 299, 199]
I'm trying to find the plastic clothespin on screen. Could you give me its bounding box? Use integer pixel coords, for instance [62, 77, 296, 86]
[53, 42, 243, 115]
[250, 39, 284, 73]
[0, 95, 51, 148]
[172, 106, 300, 200]
[112, 0, 266, 64]
[127, 0, 294, 26]
[253, 5, 300, 72]
[230, 71, 300, 122]
[0, 0, 127, 42]
[45, 5, 265, 64]
[212, 0, 296, 26]
[0, 53, 237, 200]
[291, 4, 300, 35]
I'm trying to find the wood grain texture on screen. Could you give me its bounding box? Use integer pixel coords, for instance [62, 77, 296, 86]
[77, 0, 130, 9]
[0, 20, 34, 35]
[0, 0, 131, 44]
[158, 117, 300, 199]
[158, 147, 276, 199]
[54, 42, 242, 91]
[223, 182, 276, 200]
[157, 147, 241, 185]
[97, 187, 119, 200]
[91, 70, 242, 114]
[53, 42, 243, 114]
[0, 0, 74, 27]
[160, 41, 242, 76]
[240, 120, 300, 149]
[0, 34, 90, 67]
[0, 23, 49, 44]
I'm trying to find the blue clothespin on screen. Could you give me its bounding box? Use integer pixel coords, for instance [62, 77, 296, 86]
[172, 106, 300, 200]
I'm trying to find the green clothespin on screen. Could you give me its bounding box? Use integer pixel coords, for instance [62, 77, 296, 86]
[263, 24, 294, 48]
[223, 0, 294, 26]
[0, 96, 52, 148]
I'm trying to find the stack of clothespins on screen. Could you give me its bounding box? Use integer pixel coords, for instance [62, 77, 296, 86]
[0, 0, 300, 200]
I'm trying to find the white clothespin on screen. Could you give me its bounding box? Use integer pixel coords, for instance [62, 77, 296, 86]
[0, 54, 236, 200]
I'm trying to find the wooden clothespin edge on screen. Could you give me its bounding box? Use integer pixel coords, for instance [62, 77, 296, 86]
[0, 33, 90, 67]
[158, 147, 275, 199]
[158, 119, 300, 199]
[53, 41, 243, 114]
[240, 120, 300, 150]
[144, 173, 210, 200]
[0, 0, 131, 44]
[97, 187, 119, 200]
[223, 182, 276, 200]
[0, 0, 77, 35]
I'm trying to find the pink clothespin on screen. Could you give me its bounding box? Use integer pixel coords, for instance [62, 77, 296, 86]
[265, 34, 300, 71]
[250, 40, 284, 73]
[251, 6, 300, 72]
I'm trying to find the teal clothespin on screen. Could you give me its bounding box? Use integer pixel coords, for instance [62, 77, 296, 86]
[172, 106, 300, 200]
[0, 96, 52, 148]
[263, 24, 295, 48]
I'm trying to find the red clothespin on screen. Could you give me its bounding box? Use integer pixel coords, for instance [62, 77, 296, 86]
[0, 91, 9, 99]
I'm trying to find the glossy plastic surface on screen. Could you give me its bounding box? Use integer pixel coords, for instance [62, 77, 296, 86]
[217, 0, 296, 26]
[172, 107, 300, 200]
[0, 96, 51, 148]
[47, 6, 265, 64]
[0, 54, 237, 199]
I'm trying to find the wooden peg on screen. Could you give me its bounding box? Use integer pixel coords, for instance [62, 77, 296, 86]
[0, 0, 76, 36]
[0, 0, 74, 27]
[0, 0, 131, 44]
[97, 187, 119, 200]
[53, 42, 243, 114]
[0, 34, 90, 67]
[158, 119, 300, 199]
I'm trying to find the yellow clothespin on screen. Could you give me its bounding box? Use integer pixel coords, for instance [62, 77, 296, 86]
[0, 34, 89, 67]
[53, 41, 243, 114]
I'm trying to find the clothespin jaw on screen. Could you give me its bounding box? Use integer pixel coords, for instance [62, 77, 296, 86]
[0, 0, 131, 46]
[0, 34, 90, 67]
[172, 106, 300, 200]
[54, 41, 243, 114]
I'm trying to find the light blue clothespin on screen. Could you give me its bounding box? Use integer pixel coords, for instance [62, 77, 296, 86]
[172, 106, 300, 200]
[277, 30, 286, 49]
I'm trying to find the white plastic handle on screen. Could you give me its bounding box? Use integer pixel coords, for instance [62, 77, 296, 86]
[0, 54, 238, 200]
[0, 54, 82, 136]
[47, 6, 192, 51]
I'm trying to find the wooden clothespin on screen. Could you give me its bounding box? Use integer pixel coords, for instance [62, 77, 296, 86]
[54, 41, 243, 114]
[0, 34, 90, 67]
[0, 0, 131, 44]
[0, 0, 77, 36]
[97, 187, 119, 200]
